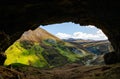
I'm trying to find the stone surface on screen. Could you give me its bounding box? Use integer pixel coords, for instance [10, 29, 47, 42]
[0, 0, 120, 64]
[0, 53, 6, 65]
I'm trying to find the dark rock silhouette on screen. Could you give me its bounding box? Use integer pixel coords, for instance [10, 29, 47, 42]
[0, 53, 6, 65]
[0, 1, 120, 64]
[104, 52, 120, 64]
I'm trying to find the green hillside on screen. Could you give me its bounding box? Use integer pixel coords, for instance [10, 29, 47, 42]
[4, 42, 49, 68]
[4, 28, 93, 68]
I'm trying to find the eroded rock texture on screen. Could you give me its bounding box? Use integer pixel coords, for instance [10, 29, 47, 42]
[0, 0, 120, 64]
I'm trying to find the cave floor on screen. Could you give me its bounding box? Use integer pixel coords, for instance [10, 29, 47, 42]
[0, 63, 120, 79]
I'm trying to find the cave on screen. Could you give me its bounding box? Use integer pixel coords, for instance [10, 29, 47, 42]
[0, 0, 120, 65]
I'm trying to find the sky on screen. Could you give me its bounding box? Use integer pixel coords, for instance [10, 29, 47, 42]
[40, 22, 108, 40]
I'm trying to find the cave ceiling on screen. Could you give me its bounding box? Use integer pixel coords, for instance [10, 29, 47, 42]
[0, 0, 120, 64]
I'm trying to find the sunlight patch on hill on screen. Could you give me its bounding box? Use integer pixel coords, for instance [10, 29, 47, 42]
[4, 42, 49, 68]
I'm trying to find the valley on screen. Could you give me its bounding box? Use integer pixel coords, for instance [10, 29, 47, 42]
[0, 27, 119, 79]
[4, 28, 94, 68]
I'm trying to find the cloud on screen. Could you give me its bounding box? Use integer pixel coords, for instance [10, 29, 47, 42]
[73, 32, 99, 39]
[55, 30, 108, 40]
[96, 30, 108, 39]
[55, 32, 72, 39]
[85, 25, 96, 28]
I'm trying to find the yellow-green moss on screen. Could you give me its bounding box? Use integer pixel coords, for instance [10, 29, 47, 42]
[4, 42, 49, 68]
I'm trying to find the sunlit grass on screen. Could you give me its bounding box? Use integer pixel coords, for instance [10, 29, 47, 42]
[56, 47, 80, 62]
[4, 38, 92, 68]
[4, 42, 49, 68]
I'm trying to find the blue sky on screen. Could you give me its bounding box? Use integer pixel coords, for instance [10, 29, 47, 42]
[40, 22, 108, 40]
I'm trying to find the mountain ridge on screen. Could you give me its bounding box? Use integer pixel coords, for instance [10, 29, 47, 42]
[4, 28, 93, 68]
[19, 28, 61, 43]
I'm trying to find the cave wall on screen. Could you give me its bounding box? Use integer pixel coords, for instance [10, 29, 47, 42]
[0, 0, 120, 64]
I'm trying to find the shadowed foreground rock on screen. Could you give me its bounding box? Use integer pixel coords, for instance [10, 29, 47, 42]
[104, 52, 120, 64]
[0, 53, 6, 65]
[0, 64, 120, 79]
[0, 0, 120, 64]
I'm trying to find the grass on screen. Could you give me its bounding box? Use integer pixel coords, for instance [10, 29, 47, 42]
[4, 42, 49, 68]
[43, 39, 82, 62]
[56, 46, 80, 62]
[4, 39, 92, 68]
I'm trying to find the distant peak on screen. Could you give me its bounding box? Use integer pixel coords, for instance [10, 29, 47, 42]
[19, 27, 61, 43]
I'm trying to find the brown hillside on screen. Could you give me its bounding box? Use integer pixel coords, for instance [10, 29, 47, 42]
[19, 27, 61, 43]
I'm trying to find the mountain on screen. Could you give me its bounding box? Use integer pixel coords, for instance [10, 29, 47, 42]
[63, 38, 94, 43]
[65, 39, 113, 55]
[20, 28, 61, 43]
[64, 39, 114, 65]
[4, 28, 93, 68]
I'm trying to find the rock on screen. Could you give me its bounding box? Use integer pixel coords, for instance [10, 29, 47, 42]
[0, 0, 120, 64]
[0, 53, 6, 65]
[104, 52, 118, 64]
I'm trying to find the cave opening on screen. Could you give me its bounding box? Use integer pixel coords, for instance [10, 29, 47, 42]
[0, 1, 120, 78]
[4, 22, 114, 68]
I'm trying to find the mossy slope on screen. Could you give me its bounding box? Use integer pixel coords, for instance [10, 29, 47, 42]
[4, 28, 93, 68]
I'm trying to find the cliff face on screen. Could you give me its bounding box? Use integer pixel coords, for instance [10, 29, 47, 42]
[0, 0, 120, 64]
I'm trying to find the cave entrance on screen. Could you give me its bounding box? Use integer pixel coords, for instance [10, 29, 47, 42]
[4, 22, 114, 67]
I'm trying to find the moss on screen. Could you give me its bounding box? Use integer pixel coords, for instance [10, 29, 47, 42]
[20, 40, 34, 49]
[4, 38, 90, 68]
[41, 47, 68, 67]
[4, 42, 49, 68]
[56, 46, 80, 62]
[7, 63, 27, 68]
[42, 39, 89, 63]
